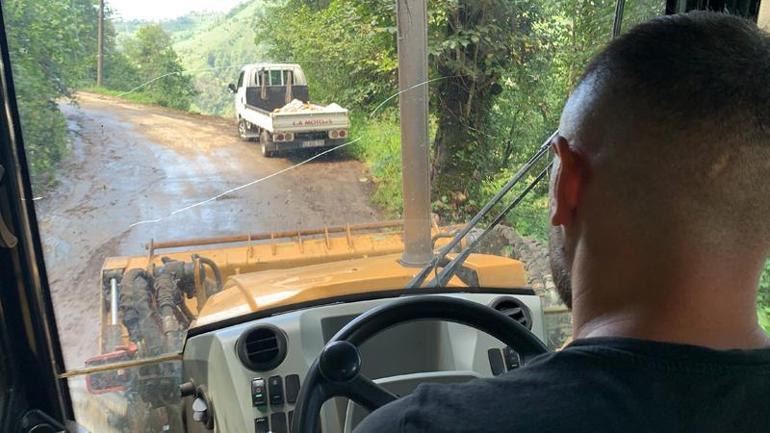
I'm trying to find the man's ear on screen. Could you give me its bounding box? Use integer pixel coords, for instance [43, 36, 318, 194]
[550, 135, 586, 227]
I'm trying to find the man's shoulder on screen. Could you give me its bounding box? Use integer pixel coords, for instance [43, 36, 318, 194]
[355, 349, 605, 433]
[355, 338, 770, 433]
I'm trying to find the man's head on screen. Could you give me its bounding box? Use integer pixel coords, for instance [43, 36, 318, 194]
[549, 12, 770, 309]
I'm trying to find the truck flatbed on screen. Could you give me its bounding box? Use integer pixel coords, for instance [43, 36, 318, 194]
[230, 63, 350, 156]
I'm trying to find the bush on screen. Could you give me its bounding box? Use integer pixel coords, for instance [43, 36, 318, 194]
[121, 24, 197, 110]
[346, 114, 403, 215]
[4, 0, 101, 190]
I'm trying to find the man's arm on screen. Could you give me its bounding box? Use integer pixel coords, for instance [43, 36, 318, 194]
[353, 395, 412, 433]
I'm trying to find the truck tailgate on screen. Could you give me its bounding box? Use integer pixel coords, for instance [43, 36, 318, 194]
[272, 110, 350, 133]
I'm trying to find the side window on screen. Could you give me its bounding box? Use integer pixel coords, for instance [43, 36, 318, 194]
[283, 70, 293, 85]
[254, 71, 260, 86]
[269, 70, 283, 86]
[237, 71, 245, 88]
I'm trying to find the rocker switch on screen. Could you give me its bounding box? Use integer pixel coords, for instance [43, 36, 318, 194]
[251, 378, 267, 406]
[269, 375, 284, 405]
[254, 416, 269, 433]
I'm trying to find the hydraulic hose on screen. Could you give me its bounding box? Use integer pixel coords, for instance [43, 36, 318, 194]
[154, 272, 184, 352]
[193, 255, 223, 294]
[119, 269, 163, 355]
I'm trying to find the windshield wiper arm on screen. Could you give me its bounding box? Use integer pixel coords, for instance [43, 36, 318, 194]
[427, 162, 551, 287]
[404, 131, 556, 289]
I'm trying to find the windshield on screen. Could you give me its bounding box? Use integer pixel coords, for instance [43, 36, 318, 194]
[10, 0, 765, 432]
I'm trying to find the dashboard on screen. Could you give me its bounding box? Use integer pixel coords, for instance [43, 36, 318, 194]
[182, 291, 545, 433]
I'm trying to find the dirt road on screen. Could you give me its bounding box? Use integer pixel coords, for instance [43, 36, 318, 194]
[37, 92, 379, 369]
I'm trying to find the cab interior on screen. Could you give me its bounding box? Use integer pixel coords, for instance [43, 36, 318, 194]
[0, 1, 766, 433]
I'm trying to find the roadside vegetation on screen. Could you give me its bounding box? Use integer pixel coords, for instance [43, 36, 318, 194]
[5, 0, 195, 190]
[4, 0, 101, 187]
[86, 22, 197, 111]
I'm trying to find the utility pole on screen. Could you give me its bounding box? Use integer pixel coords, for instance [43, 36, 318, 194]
[397, 0, 432, 266]
[97, 0, 104, 87]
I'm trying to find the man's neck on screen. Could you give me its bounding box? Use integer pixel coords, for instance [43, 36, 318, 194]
[570, 243, 770, 350]
[574, 309, 769, 350]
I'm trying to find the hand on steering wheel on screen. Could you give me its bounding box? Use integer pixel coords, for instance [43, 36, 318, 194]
[291, 295, 549, 433]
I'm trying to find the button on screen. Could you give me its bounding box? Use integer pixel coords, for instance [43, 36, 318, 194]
[503, 347, 521, 370]
[254, 416, 269, 433]
[251, 378, 267, 406]
[285, 374, 300, 403]
[487, 348, 505, 376]
[269, 375, 284, 406]
[271, 412, 288, 433]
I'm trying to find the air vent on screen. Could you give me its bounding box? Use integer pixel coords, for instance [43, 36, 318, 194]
[490, 297, 533, 330]
[236, 325, 288, 371]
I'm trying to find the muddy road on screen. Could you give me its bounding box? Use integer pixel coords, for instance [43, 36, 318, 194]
[36, 92, 379, 369]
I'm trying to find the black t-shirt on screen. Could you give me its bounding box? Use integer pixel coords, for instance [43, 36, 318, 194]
[354, 337, 770, 433]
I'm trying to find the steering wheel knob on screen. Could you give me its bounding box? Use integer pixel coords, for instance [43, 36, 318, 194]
[319, 341, 361, 382]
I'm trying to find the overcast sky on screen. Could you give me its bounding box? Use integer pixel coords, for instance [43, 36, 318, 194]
[107, 0, 247, 21]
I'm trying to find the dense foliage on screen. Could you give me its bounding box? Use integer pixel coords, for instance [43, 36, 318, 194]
[119, 24, 197, 110]
[4, 1, 195, 188]
[256, 0, 399, 110]
[4, 0, 103, 187]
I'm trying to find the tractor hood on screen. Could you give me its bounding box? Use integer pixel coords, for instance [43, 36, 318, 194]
[192, 252, 527, 328]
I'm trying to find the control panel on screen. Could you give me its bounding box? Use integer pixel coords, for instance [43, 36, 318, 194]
[250, 375, 301, 432]
[183, 292, 545, 433]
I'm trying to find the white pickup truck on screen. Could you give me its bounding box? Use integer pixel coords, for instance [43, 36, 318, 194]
[228, 63, 350, 157]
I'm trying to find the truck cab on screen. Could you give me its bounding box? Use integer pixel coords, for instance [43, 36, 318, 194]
[231, 63, 350, 157]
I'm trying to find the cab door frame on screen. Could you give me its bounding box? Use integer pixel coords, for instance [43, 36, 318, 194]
[0, 1, 73, 431]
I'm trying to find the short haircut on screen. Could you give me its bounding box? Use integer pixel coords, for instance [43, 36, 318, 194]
[574, 12, 770, 247]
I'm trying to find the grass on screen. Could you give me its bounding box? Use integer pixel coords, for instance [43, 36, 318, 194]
[81, 86, 157, 105]
[346, 114, 404, 216]
[80, 86, 200, 113]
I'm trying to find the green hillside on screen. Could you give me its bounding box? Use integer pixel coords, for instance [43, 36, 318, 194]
[115, 1, 267, 116]
[174, 1, 266, 116]
[114, 11, 224, 40]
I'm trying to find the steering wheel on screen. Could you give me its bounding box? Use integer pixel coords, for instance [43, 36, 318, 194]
[291, 295, 549, 433]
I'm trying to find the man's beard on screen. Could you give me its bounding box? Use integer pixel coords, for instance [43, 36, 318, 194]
[549, 226, 573, 309]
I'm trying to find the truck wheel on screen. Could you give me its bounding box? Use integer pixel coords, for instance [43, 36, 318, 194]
[260, 131, 276, 157]
[238, 119, 252, 141]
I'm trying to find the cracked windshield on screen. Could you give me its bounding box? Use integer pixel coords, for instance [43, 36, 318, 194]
[6, 0, 770, 432]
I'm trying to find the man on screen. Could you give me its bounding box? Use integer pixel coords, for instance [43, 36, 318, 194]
[356, 12, 770, 433]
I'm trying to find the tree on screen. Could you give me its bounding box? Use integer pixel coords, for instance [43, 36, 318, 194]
[256, 0, 398, 110]
[3, 0, 103, 188]
[428, 0, 521, 194]
[123, 24, 197, 110]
